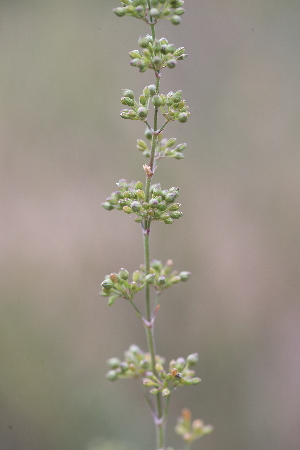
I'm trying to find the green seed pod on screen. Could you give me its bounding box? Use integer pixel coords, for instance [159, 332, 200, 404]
[137, 107, 148, 119]
[107, 357, 121, 369]
[152, 95, 163, 107]
[119, 268, 129, 280]
[150, 8, 159, 17]
[180, 271, 191, 281]
[131, 201, 142, 213]
[170, 211, 183, 219]
[113, 7, 126, 17]
[138, 35, 150, 48]
[187, 353, 199, 366]
[148, 84, 156, 96]
[137, 140, 147, 151]
[171, 15, 182, 25]
[167, 59, 176, 68]
[178, 112, 188, 123]
[106, 370, 118, 381]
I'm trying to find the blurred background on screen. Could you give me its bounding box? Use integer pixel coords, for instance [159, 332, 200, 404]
[1, 1, 300, 449]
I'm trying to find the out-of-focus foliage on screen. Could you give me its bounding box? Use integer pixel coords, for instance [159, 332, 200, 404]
[1, 1, 300, 450]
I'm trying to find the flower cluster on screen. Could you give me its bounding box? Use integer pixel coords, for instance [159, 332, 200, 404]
[100, 268, 145, 306]
[100, 260, 190, 305]
[138, 131, 187, 160]
[175, 408, 214, 443]
[130, 36, 187, 72]
[120, 87, 190, 123]
[101, 179, 183, 225]
[142, 353, 201, 397]
[138, 259, 191, 294]
[106, 345, 165, 381]
[113, 0, 185, 26]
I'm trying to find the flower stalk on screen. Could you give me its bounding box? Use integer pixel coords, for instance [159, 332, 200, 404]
[101, 1, 213, 449]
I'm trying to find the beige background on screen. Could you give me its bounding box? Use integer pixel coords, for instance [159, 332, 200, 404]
[1, 1, 300, 449]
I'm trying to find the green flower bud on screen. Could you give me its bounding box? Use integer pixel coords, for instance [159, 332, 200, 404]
[139, 95, 147, 106]
[143, 378, 157, 387]
[186, 353, 199, 366]
[153, 39, 162, 53]
[170, 211, 183, 219]
[145, 128, 152, 140]
[159, 37, 169, 45]
[131, 201, 142, 213]
[173, 46, 186, 57]
[158, 276, 166, 285]
[106, 370, 118, 381]
[152, 95, 163, 107]
[152, 56, 162, 67]
[170, 0, 184, 7]
[108, 295, 118, 306]
[145, 273, 156, 284]
[166, 44, 176, 54]
[129, 50, 142, 59]
[149, 198, 159, 208]
[173, 90, 183, 103]
[148, 84, 156, 96]
[101, 279, 113, 290]
[180, 271, 191, 281]
[137, 140, 148, 151]
[150, 8, 159, 17]
[107, 357, 121, 369]
[176, 357, 186, 370]
[136, 181, 144, 190]
[119, 268, 129, 280]
[165, 192, 177, 203]
[125, 5, 135, 13]
[135, 5, 144, 14]
[138, 36, 150, 48]
[122, 89, 135, 99]
[175, 143, 187, 152]
[164, 217, 174, 224]
[102, 202, 114, 211]
[162, 388, 171, 396]
[171, 15, 182, 25]
[169, 275, 181, 283]
[121, 96, 135, 106]
[174, 152, 185, 159]
[123, 206, 132, 214]
[120, 361, 129, 373]
[143, 149, 151, 157]
[178, 112, 188, 123]
[151, 259, 163, 270]
[174, 7, 185, 15]
[113, 7, 126, 17]
[150, 388, 159, 395]
[167, 59, 176, 68]
[137, 107, 148, 119]
[129, 344, 141, 354]
[166, 138, 177, 148]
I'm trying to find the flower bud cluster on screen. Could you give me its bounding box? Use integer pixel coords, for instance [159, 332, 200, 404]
[142, 353, 201, 397]
[138, 259, 191, 294]
[106, 345, 165, 381]
[113, 1, 185, 26]
[101, 179, 183, 225]
[130, 36, 187, 72]
[120, 87, 189, 123]
[100, 268, 145, 305]
[138, 131, 187, 160]
[175, 408, 214, 443]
